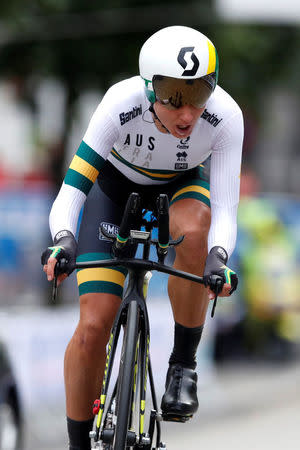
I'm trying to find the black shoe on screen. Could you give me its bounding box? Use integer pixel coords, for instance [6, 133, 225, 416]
[161, 364, 198, 422]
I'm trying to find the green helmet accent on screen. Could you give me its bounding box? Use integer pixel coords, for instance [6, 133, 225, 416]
[143, 78, 156, 103]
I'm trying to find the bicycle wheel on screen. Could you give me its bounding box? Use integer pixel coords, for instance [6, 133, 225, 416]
[113, 300, 140, 450]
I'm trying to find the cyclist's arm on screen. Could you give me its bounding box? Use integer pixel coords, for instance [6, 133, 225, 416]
[50, 107, 119, 239]
[208, 108, 244, 258]
[50, 79, 142, 239]
[45, 90, 121, 282]
[205, 108, 243, 298]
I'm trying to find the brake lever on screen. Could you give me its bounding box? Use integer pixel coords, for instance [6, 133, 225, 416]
[52, 275, 58, 302]
[210, 277, 224, 318]
[51, 259, 67, 303]
[52, 262, 60, 302]
[211, 295, 218, 318]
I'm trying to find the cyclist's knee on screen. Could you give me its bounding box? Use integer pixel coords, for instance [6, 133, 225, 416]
[75, 293, 120, 355]
[177, 232, 208, 271]
[170, 201, 211, 255]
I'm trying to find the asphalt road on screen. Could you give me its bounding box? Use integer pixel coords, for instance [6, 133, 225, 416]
[25, 359, 300, 450]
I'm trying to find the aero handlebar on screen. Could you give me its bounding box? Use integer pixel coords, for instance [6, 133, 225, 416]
[53, 192, 224, 317]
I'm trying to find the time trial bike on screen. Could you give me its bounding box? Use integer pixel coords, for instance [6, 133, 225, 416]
[53, 192, 223, 450]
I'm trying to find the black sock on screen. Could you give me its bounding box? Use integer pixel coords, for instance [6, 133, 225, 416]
[67, 417, 94, 450]
[169, 322, 204, 370]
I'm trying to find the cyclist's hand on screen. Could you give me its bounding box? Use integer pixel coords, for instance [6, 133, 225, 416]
[41, 230, 77, 285]
[204, 246, 238, 300]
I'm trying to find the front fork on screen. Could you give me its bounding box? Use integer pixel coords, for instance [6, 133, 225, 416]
[91, 268, 166, 449]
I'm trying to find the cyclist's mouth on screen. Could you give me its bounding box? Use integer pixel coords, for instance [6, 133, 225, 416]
[175, 124, 192, 137]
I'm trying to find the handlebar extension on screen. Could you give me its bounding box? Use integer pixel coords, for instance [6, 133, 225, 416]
[115, 192, 140, 250]
[156, 194, 169, 255]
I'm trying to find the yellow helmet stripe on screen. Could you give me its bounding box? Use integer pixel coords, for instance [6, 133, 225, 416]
[207, 41, 216, 75]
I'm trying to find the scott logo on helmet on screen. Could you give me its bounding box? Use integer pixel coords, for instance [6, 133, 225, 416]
[177, 47, 199, 76]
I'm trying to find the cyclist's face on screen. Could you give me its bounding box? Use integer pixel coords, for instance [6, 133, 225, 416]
[153, 102, 205, 139]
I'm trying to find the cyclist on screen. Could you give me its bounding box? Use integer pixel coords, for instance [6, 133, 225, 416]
[42, 25, 243, 450]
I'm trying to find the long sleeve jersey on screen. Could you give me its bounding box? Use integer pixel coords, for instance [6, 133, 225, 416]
[50, 76, 244, 257]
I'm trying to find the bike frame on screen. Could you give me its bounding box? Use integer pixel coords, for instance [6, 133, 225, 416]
[81, 238, 165, 448]
[77, 256, 208, 448]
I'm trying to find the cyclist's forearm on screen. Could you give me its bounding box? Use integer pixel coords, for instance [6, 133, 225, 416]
[208, 203, 238, 258]
[208, 111, 243, 259]
[50, 183, 85, 240]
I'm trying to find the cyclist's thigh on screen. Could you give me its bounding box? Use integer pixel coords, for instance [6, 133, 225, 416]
[76, 180, 127, 298]
[168, 161, 211, 233]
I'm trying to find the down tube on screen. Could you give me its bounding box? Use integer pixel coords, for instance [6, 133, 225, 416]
[113, 300, 140, 449]
[95, 307, 123, 433]
[139, 306, 150, 438]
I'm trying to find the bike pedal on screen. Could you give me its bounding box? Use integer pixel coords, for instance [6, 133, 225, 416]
[161, 413, 192, 423]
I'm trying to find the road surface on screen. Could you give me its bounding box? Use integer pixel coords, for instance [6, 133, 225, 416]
[25, 359, 300, 449]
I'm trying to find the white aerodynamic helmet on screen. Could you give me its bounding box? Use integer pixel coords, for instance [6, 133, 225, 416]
[139, 25, 219, 109]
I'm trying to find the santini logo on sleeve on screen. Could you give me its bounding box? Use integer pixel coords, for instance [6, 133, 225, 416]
[119, 104, 142, 125]
[201, 109, 223, 127]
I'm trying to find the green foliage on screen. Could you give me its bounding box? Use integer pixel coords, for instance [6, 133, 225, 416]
[214, 24, 300, 107]
[1, 3, 299, 109]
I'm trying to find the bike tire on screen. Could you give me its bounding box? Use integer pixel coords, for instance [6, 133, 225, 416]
[113, 300, 139, 450]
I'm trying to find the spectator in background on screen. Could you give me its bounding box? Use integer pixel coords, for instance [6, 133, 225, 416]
[238, 168, 300, 360]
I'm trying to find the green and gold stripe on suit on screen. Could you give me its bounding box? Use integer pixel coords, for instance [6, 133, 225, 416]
[76, 252, 127, 297]
[170, 165, 210, 207]
[111, 148, 180, 181]
[64, 141, 105, 195]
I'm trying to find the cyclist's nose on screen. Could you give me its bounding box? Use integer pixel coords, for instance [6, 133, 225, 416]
[177, 105, 197, 123]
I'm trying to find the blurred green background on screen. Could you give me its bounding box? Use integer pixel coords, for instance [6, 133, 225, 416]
[0, 1, 300, 449]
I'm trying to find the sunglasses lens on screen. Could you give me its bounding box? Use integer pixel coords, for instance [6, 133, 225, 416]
[153, 75, 214, 109]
